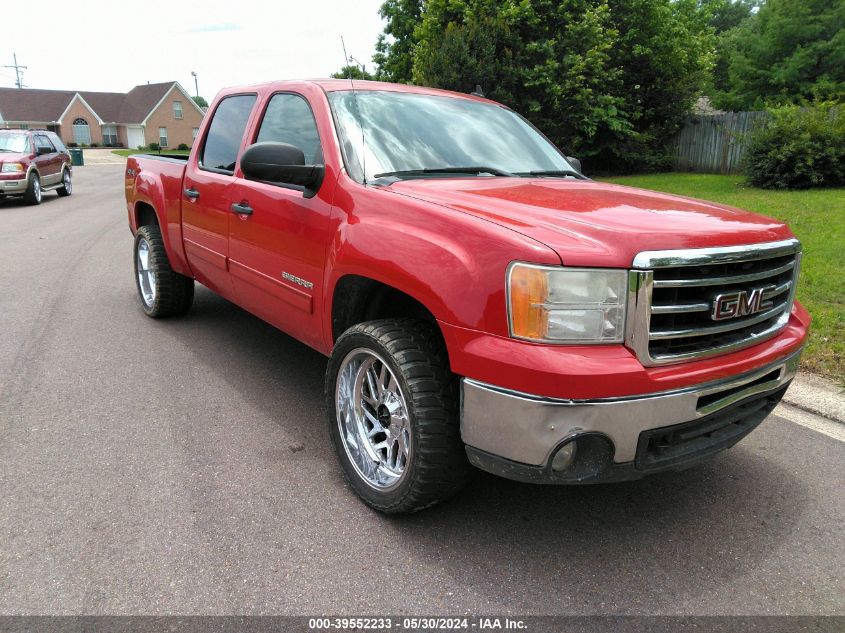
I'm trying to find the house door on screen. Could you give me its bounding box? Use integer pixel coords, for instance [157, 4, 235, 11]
[127, 126, 145, 150]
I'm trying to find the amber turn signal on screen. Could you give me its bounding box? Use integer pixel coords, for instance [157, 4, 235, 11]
[509, 264, 549, 340]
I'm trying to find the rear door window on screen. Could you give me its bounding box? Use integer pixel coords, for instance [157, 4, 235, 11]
[200, 94, 257, 174]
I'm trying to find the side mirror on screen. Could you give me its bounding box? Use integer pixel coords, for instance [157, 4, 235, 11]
[240, 142, 324, 198]
[566, 156, 582, 174]
[37, 146, 52, 156]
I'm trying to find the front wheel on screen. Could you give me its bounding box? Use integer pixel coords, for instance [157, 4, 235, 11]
[133, 224, 194, 317]
[326, 319, 470, 514]
[23, 173, 41, 205]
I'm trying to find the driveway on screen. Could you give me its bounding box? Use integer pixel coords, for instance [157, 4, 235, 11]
[1, 165, 843, 618]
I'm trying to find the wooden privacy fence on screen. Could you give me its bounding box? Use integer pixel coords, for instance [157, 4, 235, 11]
[673, 111, 768, 174]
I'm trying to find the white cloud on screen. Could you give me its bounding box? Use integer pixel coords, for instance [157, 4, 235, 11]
[3, 0, 385, 99]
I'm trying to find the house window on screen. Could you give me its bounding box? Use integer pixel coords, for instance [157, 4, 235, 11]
[72, 118, 91, 145]
[159, 127, 168, 147]
[192, 127, 199, 140]
[173, 101, 183, 119]
[19, 124, 28, 129]
[103, 125, 118, 146]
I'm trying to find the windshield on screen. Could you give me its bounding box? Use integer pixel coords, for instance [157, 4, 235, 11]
[0, 133, 30, 153]
[328, 90, 573, 183]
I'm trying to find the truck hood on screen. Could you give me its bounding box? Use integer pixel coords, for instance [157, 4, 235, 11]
[0, 151, 27, 166]
[386, 178, 794, 267]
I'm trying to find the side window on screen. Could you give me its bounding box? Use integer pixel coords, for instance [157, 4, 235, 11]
[200, 94, 257, 174]
[35, 135, 54, 153]
[47, 132, 67, 153]
[256, 93, 322, 164]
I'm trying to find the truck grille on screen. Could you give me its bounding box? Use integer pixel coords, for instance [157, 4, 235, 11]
[627, 239, 801, 366]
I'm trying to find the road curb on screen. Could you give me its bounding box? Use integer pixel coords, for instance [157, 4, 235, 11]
[783, 372, 845, 425]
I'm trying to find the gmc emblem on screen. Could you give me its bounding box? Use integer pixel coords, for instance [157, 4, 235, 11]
[711, 286, 774, 321]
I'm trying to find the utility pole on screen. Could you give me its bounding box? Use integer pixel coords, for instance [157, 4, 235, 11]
[2, 53, 27, 89]
[191, 71, 199, 98]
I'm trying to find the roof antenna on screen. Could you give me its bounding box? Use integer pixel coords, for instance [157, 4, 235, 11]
[471, 84, 484, 97]
[341, 35, 367, 185]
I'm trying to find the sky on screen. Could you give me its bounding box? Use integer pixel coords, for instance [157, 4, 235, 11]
[2, 0, 386, 98]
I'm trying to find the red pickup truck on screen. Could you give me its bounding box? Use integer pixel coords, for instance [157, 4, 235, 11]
[125, 80, 809, 513]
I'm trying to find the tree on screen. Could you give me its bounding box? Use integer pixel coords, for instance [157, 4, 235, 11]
[714, 0, 845, 109]
[699, 0, 761, 34]
[330, 65, 375, 80]
[412, 0, 715, 170]
[192, 95, 209, 108]
[372, 0, 423, 82]
[699, 0, 761, 102]
[599, 0, 716, 167]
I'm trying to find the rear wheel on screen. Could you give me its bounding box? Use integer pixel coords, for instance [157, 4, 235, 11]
[23, 173, 41, 205]
[57, 169, 72, 197]
[326, 319, 470, 514]
[133, 224, 194, 317]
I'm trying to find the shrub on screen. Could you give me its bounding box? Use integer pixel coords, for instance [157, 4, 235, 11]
[90, 143, 99, 148]
[745, 103, 845, 189]
[177, 143, 190, 151]
[148, 143, 160, 151]
[68, 142, 78, 148]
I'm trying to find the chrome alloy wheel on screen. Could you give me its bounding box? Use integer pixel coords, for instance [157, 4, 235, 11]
[32, 176, 41, 202]
[136, 237, 156, 307]
[62, 170, 72, 194]
[336, 348, 411, 490]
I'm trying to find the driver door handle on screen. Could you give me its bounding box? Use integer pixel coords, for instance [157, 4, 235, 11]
[184, 187, 200, 200]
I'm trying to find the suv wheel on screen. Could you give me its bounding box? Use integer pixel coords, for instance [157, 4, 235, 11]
[326, 319, 470, 514]
[57, 169, 72, 197]
[24, 173, 41, 205]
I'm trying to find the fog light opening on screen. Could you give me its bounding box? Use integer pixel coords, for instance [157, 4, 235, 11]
[551, 441, 577, 472]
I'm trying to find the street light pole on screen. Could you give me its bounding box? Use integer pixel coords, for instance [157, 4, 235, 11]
[191, 71, 199, 98]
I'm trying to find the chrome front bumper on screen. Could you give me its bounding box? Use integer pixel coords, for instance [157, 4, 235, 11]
[460, 349, 801, 480]
[0, 178, 27, 194]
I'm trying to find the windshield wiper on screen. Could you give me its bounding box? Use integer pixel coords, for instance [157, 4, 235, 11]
[517, 169, 587, 179]
[373, 166, 516, 179]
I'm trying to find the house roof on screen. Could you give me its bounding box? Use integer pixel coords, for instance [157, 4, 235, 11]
[0, 82, 189, 124]
[0, 87, 77, 122]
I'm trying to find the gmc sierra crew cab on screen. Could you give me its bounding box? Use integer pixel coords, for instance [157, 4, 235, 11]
[125, 80, 809, 513]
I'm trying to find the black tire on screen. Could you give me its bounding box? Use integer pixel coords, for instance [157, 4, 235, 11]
[326, 319, 470, 514]
[133, 224, 194, 317]
[57, 169, 72, 197]
[23, 172, 41, 205]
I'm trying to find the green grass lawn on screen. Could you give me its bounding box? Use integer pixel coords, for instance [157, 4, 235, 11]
[111, 149, 191, 157]
[603, 173, 844, 383]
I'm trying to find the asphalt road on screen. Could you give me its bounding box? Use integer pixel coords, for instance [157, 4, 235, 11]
[1, 165, 843, 616]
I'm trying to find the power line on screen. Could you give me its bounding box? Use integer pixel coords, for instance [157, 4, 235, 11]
[2, 53, 27, 89]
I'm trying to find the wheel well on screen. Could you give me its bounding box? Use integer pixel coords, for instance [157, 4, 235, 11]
[332, 275, 440, 343]
[135, 202, 158, 228]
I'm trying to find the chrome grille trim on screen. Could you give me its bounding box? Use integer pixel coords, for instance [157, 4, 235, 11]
[626, 239, 801, 366]
[651, 260, 795, 288]
[650, 304, 786, 340]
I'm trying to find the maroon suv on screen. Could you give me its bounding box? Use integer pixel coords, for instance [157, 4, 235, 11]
[0, 129, 72, 204]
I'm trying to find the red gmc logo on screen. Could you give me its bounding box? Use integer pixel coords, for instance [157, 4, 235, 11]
[711, 287, 774, 321]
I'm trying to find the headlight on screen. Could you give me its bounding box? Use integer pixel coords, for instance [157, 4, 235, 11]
[1, 163, 24, 173]
[508, 263, 627, 343]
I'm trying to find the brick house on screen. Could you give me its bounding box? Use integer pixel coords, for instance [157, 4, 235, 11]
[0, 81, 204, 149]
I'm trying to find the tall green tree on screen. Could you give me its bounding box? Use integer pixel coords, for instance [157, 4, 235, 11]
[714, 0, 845, 109]
[412, 0, 714, 170]
[699, 0, 761, 101]
[372, 0, 423, 82]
